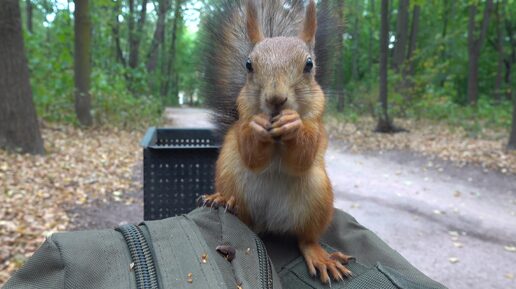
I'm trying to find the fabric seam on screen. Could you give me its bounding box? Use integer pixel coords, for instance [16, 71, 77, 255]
[48, 235, 66, 289]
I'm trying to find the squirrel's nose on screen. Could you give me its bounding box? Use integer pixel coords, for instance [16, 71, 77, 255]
[266, 96, 288, 110]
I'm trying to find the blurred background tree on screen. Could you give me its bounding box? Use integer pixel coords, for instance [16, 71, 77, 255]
[0, 0, 45, 154]
[0, 0, 515, 149]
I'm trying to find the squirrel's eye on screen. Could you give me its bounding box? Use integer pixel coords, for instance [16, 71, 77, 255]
[304, 57, 313, 73]
[246, 58, 253, 72]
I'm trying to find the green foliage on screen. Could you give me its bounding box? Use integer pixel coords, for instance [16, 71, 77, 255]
[18, 0, 516, 136]
[25, 8, 75, 124]
[89, 66, 162, 128]
[330, 0, 515, 137]
[408, 95, 512, 137]
[21, 0, 206, 128]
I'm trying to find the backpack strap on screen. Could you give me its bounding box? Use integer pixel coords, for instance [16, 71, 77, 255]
[116, 224, 160, 289]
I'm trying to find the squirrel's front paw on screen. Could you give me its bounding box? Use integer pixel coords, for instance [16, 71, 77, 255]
[270, 109, 302, 140]
[249, 114, 273, 142]
[300, 242, 353, 284]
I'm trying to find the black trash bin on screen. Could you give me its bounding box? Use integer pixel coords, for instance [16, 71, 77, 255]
[140, 127, 220, 220]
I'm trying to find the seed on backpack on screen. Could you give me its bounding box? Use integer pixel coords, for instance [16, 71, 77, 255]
[245, 248, 251, 255]
[216, 245, 236, 262]
[187, 273, 193, 283]
[129, 262, 135, 271]
[201, 253, 208, 263]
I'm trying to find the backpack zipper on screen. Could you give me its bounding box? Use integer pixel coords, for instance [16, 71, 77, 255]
[117, 224, 159, 289]
[254, 236, 273, 289]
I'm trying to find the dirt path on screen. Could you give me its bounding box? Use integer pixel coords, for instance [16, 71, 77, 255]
[70, 108, 515, 289]
[163, 107, 214, 128]
[327, 148, 515, 289]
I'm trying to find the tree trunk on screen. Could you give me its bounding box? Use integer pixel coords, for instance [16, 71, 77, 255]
[503, 0, 514, 101]
[406, 5, 420, 75]
[441, 0, 448, 40]
[467, 45, 480, 104]
[0, 0, 44, 154]
[26, 0, 33, 33]
[467, 5, 478, 105]
[439, 0, 453, 71]
[161, 0, 182, 99]
[112, 0, 126, 65]
[439, 0, 455, 87]
[505, 60, 512, 100]
[494, 1, 504, 102]
[376, 0, 394, 132]
[351, 1, 361, 81]
[128, 0, 135, 66]
[335, 0, 345, 112]
[74, 0, 93, 126]
[467, 0, 494, 105]
[508, 87, 516, 150]
[367, 0, 375, 76]
[128, 0, 147, 69]
[147, 0, 170, 72]
[392, 0, 409, 72]
[401, 4, 420, 94]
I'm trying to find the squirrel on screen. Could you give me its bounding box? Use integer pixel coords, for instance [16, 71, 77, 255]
[201, 0, 351, 284]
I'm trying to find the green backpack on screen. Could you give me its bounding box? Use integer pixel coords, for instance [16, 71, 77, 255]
[3, 207, 447, 289]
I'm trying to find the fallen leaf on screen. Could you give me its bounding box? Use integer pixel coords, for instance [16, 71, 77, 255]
[448, 257, 459, 264]
[326, 117, 516, 175]
[453, 242, 463, 248]
[504, 245, 516, 253]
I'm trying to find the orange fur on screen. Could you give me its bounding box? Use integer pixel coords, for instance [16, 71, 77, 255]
[281, 119, 322, 175]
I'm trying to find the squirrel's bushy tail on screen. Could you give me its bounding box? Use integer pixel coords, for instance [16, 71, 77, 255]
[201, 0, 339, 136]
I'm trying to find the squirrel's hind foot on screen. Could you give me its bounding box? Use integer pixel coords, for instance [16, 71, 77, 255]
[300, 242, 353, 284]
[200, 193, 236, 214]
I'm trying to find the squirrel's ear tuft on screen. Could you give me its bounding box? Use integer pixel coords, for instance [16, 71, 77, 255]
[246, 0, 263, 45]
[299, 0, 317, 46]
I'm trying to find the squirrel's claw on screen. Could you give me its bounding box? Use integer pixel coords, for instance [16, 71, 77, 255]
[201, 193, 237, 215]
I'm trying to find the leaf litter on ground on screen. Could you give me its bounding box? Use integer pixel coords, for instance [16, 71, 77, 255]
[0, 125, 142, 285]
[326, 117, 516, 175]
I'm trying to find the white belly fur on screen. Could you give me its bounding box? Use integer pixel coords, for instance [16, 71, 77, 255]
[236, 156, 320, 234]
